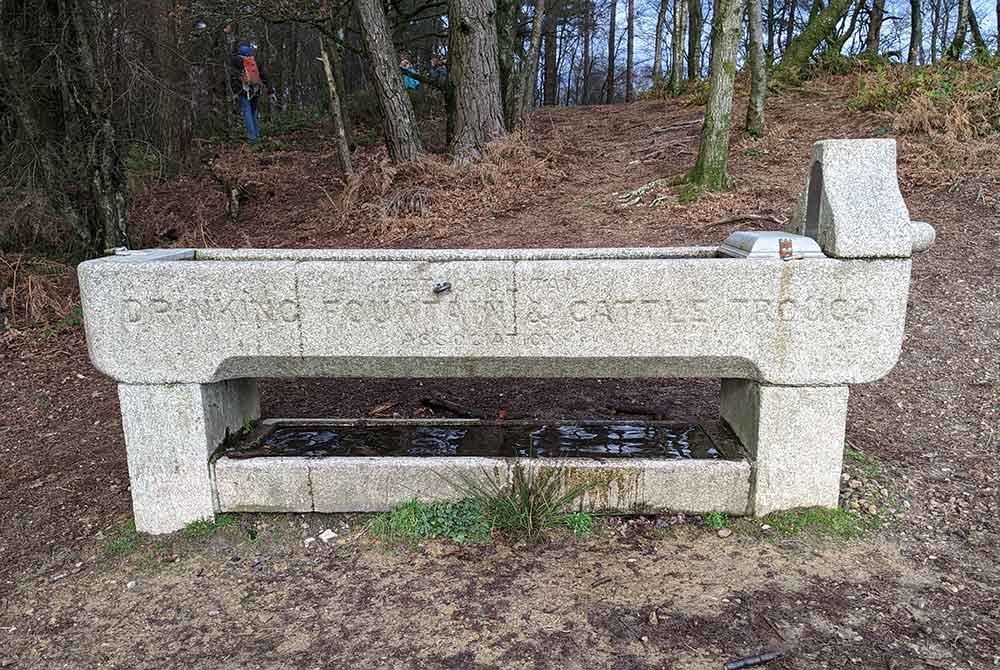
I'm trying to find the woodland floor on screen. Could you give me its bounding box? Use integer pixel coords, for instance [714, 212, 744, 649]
[1, 78, 999, 669]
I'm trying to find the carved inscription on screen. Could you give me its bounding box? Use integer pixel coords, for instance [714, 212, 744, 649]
[122, 297, 299, 324]
[118, 271, 875, 346]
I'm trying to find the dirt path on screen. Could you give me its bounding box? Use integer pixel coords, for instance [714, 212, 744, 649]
[1, 85, 999, 668]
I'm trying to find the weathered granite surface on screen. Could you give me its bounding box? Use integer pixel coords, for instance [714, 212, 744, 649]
[214, 455, 752, 515]
[214, 457, 311, 513]
[79, 255, 912, 386]
[119, 379, 258, 533]
[788, 139, 913, 258]
[721, 380, 848, 514]
[80, 138, 935, 533]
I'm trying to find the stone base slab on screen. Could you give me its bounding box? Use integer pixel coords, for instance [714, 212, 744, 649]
[213, 455, 752, 515]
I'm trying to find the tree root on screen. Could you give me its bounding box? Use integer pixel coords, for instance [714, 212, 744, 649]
[616, 178, 670, 207]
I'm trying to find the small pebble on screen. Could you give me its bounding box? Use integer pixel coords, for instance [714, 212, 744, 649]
[126, 580, 136, 590]
[717, 528, 733, 538]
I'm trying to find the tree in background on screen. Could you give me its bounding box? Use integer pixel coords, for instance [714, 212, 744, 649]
[687, 0, 745, 190]
[745, 0, 766, 136]
[625, 0, 635, 101]
[669, 0, 688, 94]
[687, 0, 703, 79]
[908, 0, 923, 63]
[513, 0, 546, 123]
[772, 0, 854, 82]
[0, 0, 129, 255]
[652, 0, 668, 85]
[355, 0, 423, 161]
[449, 0, 507, 164]
[606, 0, 617, 103]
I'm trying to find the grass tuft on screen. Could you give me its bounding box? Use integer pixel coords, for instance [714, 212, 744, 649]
[562, 511, 595, 535]
[372, 464, 596, 546]
[845, 447, 883, 477]
[370, 499, 492, 545]
[448, 463, 595, 540]
[182, 514, 235, 539]
[702, 511, 729, 530]
[105, 520, 139, 556]
[764, 507, 875, 539]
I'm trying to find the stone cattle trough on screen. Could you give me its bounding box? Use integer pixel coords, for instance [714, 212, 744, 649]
[79, 139, 935, 534]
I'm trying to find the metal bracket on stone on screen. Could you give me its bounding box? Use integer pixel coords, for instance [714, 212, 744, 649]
[718, 232, 825, 260]
[98, 248, 196, 263]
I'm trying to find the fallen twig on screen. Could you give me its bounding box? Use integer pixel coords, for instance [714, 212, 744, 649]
[617, 615, 646, 644]
[420, 396, 485, 419]
[724, 650, 785, 669]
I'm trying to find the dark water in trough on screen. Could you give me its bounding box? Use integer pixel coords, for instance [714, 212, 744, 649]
[227, 422, 729, 460]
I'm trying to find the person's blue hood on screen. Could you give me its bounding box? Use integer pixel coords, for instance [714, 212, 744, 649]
[238, 44, 253, 57]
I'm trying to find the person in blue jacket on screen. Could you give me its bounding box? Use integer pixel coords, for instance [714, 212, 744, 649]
[400, 56, 420, 91]
[230, 42, 273, 143]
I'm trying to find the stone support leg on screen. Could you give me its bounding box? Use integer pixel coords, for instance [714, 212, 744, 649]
[118, 379, 259, 534]
[720, 379, 848, 516]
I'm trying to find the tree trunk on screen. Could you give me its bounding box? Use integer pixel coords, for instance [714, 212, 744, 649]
[355, 0, 423, 161]
[582, 0, 592, 103]
[967, 3, 989, 56]
[947, 0, 969, 59]
[772, 0, 854, 82]
[687, 0, 702, 79]
[670, 0, 688, 94]
[625, 0, 635, 101]
[783, 0, 795, 51]
[543, 11, 558, 104]
[688, 0, 745, 190]
[864, 0, 885, 54]
[746, 0, 766, 137]
[826, 0, 863, 54]
[928, 0, 940, 63]
[606, 0, 617, 103]
[766, 0, 775, 59]
[908, 0, 922, 63]
[653, 0, 668, 84]
[449, 0, 507, 164]
[514, 0, 546, 122]
[319, 37, 353, 173]
[495, 0, 517, 122]
[1, 0, 130, 255]
[157, 0, 192, 171]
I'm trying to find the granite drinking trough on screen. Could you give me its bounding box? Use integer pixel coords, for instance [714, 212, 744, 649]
[79, 139, 935, 534]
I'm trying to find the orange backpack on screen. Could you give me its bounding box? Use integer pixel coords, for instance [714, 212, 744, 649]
[240, 56, 262, 87]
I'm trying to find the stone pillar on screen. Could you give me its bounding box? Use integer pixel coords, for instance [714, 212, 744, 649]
[118, 379, 259, 534]
[720, 379, 848, 516]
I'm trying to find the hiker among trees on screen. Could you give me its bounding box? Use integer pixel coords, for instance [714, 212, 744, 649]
[400, 55, 420, 91]
[230, 42, 272, 144]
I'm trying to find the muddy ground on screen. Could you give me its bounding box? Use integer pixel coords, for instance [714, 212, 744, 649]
[1, 79, 998, 669]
